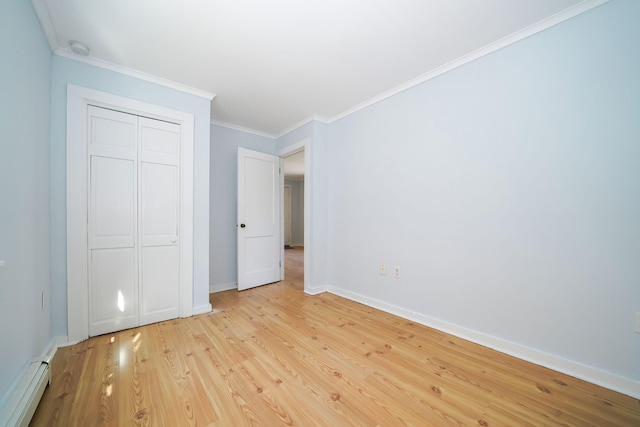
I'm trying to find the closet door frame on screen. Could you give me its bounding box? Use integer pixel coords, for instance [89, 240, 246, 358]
[67, 84, 194, 343]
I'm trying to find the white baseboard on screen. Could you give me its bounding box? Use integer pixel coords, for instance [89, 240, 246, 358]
[0, 361, 49, 427]
[51, 336, 80, 348]
[0, 335, 64, 413]
[304, 285, 327, 295]
[0, 370, 24, 411]
[209, 282, 237, 293]
[193, 303, 212, 316]
[326, 285, 640, 399]
[43, 336, 64, 362]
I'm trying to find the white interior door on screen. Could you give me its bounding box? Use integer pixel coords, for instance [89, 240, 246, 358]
[237, 148, 281, 291]
[88, 106, 181, 336]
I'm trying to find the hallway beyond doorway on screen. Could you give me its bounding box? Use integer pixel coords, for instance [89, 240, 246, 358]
[283, 246, 303, 291]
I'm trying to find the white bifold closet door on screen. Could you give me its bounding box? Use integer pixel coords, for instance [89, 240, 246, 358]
[88, 106, 180, 336]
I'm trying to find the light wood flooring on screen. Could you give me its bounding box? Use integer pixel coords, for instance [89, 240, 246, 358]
[31, 247, 640, 426]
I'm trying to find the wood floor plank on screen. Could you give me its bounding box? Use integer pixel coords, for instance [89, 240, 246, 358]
[68, 334, 119, 427]
[141, 321, 199, 426]
[31, 247, 640, 426]
[184, 316, 251, 425]
[117, 327, 150, 426]
[29, 340, 92, 426]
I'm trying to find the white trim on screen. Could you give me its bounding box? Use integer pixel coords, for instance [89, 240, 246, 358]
[209, 282, 238, 293]
[178, 113, 195, 321]
[46, 336, 66, 360]
[0, 336, 61, 411]
[278, 138, 312, 292]
[279, 160, 286, 279]
[31, 0, 58, 51]
[283, 183, 292, 248]
[275, 115, 328, 139]
[304, 286, 327, 296]
[327, 0, 610, 125]
[193, 304, 213, 316]
[56, 337, 81, 348]
[211, 120, 276, 139]
[326, 285, 640, 400]
[67, 84, 195, 343]
[55, 48, 215, 101]
[0, 363, 49, 426]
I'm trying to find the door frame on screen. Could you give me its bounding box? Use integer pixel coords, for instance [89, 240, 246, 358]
[283, 184, 292, 247]
[278, 138, 311, 291]
[66, 84, 194, 343]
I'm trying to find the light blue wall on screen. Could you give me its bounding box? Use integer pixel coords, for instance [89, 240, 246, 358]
[209, 125, 276, 289]
[326, 0, 640, 382]
[0, 0, 52, 405]
[285, 179, 304, 246]
[50, 56, 212, 335]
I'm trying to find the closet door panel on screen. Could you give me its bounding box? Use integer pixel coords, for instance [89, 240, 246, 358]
[140, 245, 180, 325]
[89, 247, 138, 335]
[88, 106, 137, 159]
[138, 117, 181, 325]
[140, 120, 179, 160]
[89, 156, 136, 249]
[139, 162, 178, 247]
[87, 106, 138, 336]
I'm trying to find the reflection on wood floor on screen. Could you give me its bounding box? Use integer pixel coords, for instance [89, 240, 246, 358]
[31, 246, 640, 426]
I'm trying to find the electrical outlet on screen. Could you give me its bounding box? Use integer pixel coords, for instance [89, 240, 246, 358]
[394, 266, 400, 278]
[635, 312, 640, 333]
[379, 264, 386, 276]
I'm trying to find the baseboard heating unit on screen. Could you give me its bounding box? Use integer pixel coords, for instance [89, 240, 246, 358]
[0, 358, 50, 427]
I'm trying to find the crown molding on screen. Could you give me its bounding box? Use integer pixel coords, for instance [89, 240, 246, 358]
[54, 48, 216, 100]
[275, 114, 328, 139]
[211, 120, 276, 139]
[327, 0, 610, 125]
[212, 113, 330, 141]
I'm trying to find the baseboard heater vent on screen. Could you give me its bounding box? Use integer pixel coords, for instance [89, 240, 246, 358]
[0, 358, 50, 427]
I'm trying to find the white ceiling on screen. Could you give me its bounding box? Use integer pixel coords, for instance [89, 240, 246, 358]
[34, 0, 591, 137]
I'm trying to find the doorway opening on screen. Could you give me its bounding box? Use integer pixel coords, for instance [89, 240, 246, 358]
[279, 138, 310, 292]
[282, 150, 304, 290]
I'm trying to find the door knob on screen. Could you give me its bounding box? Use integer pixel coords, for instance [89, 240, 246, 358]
[240, 224, 246, 228]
